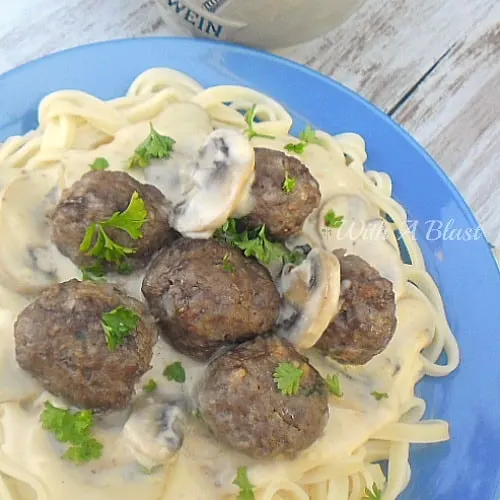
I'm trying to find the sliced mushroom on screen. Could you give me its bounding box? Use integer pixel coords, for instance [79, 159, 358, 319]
[123, 395, 186, 469]
[172, 129, 255, 238]
[277, 248, 341, 349]
[0, 167, 78, 294]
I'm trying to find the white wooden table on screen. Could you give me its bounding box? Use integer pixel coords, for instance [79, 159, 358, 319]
[1, 0, 499, 252]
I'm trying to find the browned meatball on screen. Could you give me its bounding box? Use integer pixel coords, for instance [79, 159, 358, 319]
[49, 170, 177, 270]
[142, 238, 280, 361]
[242, 148, 321, 240]
[14, 279, 158, 410]
[316, 250, 397, 365]
[197, 335, 329, 458]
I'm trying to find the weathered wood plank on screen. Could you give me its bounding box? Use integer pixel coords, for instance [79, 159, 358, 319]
[393, 12, 500, 245]
[279, 0, 498, 112]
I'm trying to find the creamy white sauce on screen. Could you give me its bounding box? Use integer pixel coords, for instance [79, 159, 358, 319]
[0, 99, 439, 500]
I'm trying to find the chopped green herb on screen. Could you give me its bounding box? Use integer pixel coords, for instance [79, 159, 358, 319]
[282, 171, 297, 193]
[326, 374, 343, 397]
[233, 466, 255, 500]
[138, 464, 162, 475]
[143, 379, 157, 393]
[89, 157, 109, 171]
[371, 391, 389, 401]
[284, 142, 306, 154]
[117, 261, 134, 275]
[284, 125, 322, 154]
[79, 191, 148, 264]
[244, 105, 275, 140]
[324, 209, 344, 228]
[80, 262, 106, 282]
[214, 218, 304, 267]
[193, 408, 203, 420]
[362, 482, 383, 500]
[273, 362, 304, 396]
[299, 124, 323, 145]
[128, 124, 176, 169]
[40, 401, 103, 464]
[222, 253, 235, 273]
[163, 361, 186, 383]
[101, 305, 140, 352]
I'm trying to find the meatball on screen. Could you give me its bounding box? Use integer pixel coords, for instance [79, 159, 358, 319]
[49, 170, 177, 270]
[242, 148, 321, 240]
[142, 238, 280, 361]
[14, 279, 158, 410]
[197, 335, 329, 458]
[315, 250, 397, 365]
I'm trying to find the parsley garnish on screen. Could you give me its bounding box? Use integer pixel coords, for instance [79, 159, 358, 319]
[215, 218, 303, 267]
[233, 466, 255, 500]
[128, 124, 176, 169]
[282, 171, 297, 193]
[40, 401, 103, 464]
[80, 262, 106, 282]
[284, 125, 322, 154]
[363, 483, 383, 499]
[284, 142, 306, 154]
[222, 253, 235, 273]
[89, 157, 109, 170]
[244, 105, 275, 140]
[143, 379, 157, 393]
[79, 191, 148, 264]
[101, 306, 139, 352]
[163, 361, 186, 383]
[117, 261, 134, 275]
[326, 374, 343, 397]
[371, 391, 389, 401]
[324, 209, 344, 228]
[273, 362, 304, 396]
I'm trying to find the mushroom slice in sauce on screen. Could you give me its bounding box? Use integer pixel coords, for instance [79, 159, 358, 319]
[123, 395, 186, 469]
[277, 248, 341, 349]
[172, 129, 255, 238]
[0, 167, 73, 294]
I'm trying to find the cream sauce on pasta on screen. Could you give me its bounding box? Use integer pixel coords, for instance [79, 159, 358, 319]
[0, 69, 460, 500]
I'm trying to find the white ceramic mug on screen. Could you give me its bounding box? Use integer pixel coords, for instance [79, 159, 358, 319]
[155, 0, 364, 49]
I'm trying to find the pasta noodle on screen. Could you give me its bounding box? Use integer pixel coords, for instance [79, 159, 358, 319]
[0, 67, 460, 500]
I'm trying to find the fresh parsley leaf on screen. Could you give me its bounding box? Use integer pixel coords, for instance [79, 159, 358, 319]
[371, 391, 389, 401]
[363, 482, 383, 500]
[143, 379, 158, 393]
[222, 253, 235, 273]
[282, 171, 297, 193]
[40, 401, 103, 464]
[128, 124, 176, 169]
[233, 466, 255, 500]
[299, 124, 323, 145]
[101, 306, 139, 352]
[79, 191, 148, 264]
[215, 219, 304, 267]
[326, 374, 343, 397]
[102, 191, 148, 239]
[89, 157, 109, 171]
[284, 125, 322, 154]
[80, 262, 106, 282]
[284, 142, 306, 154]
[273, 362, 304, 396]
[244, 105, 275, 140]
[324, 209, 344, 228]
[117, 261, 134, 275]
[163, 361, 186, 383]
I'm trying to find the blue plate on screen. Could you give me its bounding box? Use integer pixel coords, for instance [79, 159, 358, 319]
[0, 38, 499, 499]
